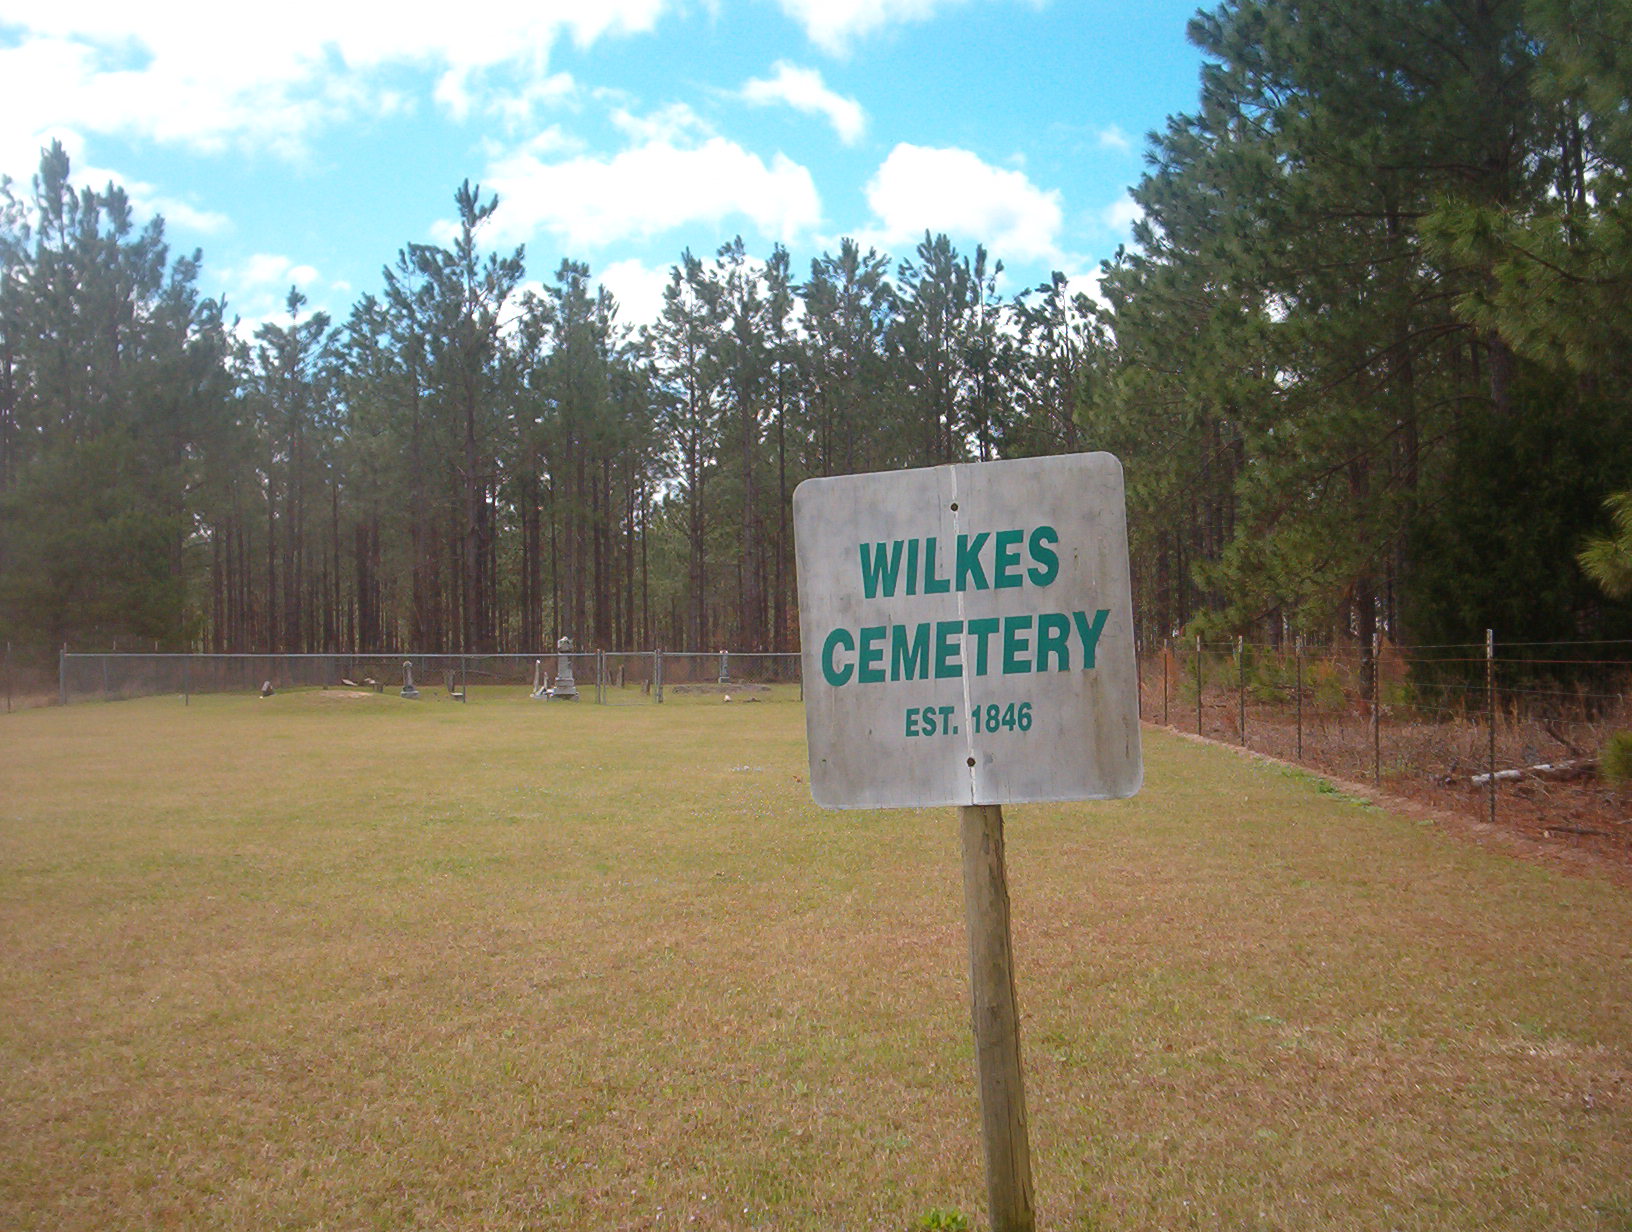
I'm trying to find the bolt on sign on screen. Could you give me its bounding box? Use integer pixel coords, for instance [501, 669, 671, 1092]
[794, 452, 1142, 810]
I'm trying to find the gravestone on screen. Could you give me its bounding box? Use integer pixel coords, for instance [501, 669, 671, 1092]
[549, 637, 578, 700]
[400, 660, 420, 700]
[531, 658, 549, 700]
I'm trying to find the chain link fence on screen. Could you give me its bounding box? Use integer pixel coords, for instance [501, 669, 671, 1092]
[40, 637, 1632, 857]
[1140, 636, 1632, 857]
[55, 650, 804, 707]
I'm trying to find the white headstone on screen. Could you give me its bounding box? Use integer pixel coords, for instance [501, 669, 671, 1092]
[550, 636, 578, 700]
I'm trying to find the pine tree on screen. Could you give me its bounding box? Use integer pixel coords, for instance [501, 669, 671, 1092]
[1578, 492, 1632, 600]
[0, 143, 231, 650]
[801, 239, 896, 477]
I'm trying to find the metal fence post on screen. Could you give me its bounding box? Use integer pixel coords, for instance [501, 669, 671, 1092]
[1486, 629, 1497, 827]
[1195, 635, 1203, 736]
[1237, 635, 1246, 747]
[655, 649, 664, 704]
[1162, 637, 1170, 726]
[1372, 629, 1382, 787]
[60, 643, 68, 707]
[1295, 637, 1303, 761]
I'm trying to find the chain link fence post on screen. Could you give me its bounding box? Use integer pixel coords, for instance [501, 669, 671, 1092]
[1163, 636, 1170, 726]
[1486, 629, 1497, 827]
[1295, 637, 1304, 761]
[1237, 635, 1246, 747]
[1194, 635, 1202, 735]
[1372, 629, 1382, 787]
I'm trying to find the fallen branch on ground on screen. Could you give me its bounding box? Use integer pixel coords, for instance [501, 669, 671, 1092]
[1467, 759, 1597, 787]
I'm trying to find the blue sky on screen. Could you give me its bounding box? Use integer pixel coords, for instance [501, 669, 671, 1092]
[0, 0, 1208, 333]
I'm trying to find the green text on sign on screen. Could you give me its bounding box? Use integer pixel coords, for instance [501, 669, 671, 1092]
[859, 526, 1060, 597]
[820, 609, 1109, 687]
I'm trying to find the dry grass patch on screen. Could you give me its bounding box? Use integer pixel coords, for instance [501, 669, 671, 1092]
[2, 693, 1630, 1230]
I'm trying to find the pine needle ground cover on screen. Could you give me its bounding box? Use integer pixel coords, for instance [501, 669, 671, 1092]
[2, 693, 1629, 1231]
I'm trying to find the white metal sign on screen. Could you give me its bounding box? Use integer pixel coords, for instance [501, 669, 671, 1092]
[794, 452, 1142, 809]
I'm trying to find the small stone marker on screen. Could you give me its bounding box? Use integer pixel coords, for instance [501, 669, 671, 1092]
[793, 452, 1142, 1232]
[549, 637, 579, 700]
[259, 680, 275, 698]
[400, 660, 419, 700]
[531, 658, 549, 700]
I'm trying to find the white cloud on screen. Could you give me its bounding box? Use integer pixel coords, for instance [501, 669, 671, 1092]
[222, 255, 329, 343]
[610, 102, 712, 146]
[1102, 194, 1142, 233]
[482, 136, 822, 249]
[0, 0, 675, 163]
[238, 253, 322, 291]
[1097, 125, 1133, 153]
[0, 124, 230, 237]
[1056, 268, 1109, 311]
[0, 45, 101, 175]
[775, 0, 1034, 55]
[599, 257, 674, 327]
[477, 125, 583, 164]
[487, 73, 579, 131]
[436, 67, 578, 128]
[137, 188, 230, 235]
[861, 143, 1063, 263]
[741, 62, 865, 145]
[0, 31, 357, 165]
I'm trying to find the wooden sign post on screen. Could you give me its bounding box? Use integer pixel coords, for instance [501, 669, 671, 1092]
[793, 453, 1141, 1231]
[962, 802, 1034, 1230]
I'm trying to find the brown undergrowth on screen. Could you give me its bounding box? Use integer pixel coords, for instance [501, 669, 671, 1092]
[1146, 681, 1632, 871]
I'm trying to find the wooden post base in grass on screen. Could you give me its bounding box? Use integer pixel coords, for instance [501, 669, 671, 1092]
[960, 803, 1036, 1232]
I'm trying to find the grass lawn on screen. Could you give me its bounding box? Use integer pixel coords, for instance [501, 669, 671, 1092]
[2, 689, 1630, 1231]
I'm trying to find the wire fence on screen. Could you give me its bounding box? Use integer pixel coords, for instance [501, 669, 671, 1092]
[1140, 635, 1632, 857]
[53, 650, 805, 708]
[26, 636, 1632, 859]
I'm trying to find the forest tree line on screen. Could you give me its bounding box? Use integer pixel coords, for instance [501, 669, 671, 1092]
[1087, 0, 1632, 653]
[1, 0, 1629, 663]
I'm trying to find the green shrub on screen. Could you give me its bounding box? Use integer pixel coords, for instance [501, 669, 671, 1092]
[1382, 679, 1419, 711]
[1308, 660, 1349, 711]
[1602, 731, 1632, 785]
[913, 1210, 969, 1232]
[1246, 651, 1297, 703]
